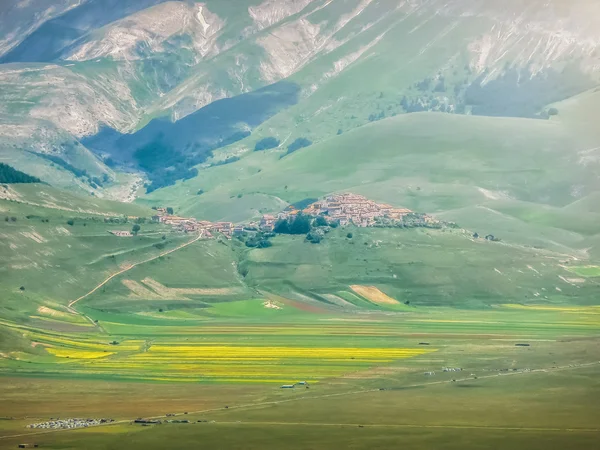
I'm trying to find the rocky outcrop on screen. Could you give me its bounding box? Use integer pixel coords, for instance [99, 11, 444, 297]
[0, 0, 84, 57]
[66, 2, 224, 62]
[248, 0, 316, 30]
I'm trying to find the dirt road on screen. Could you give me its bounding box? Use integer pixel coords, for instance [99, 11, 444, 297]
[68, 231, 203, 309]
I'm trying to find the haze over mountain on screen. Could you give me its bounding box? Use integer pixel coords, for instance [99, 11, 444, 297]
[0, 0, 598, 191]
[0, 0, 599, 254]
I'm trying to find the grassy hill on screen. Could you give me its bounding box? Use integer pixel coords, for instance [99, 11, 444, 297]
[142, 111, 600, 258]
[0, 185, 177, 323]
[241, 227, 599, 309]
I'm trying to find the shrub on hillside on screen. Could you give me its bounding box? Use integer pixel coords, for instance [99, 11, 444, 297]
[306, 230, 323, 244]
[254, 137, 280, 151]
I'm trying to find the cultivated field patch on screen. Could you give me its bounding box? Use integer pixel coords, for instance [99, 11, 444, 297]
[122, 280, 164, 300]
[350, 285, 400, 305]
[142, 277, 243, 297]
[567, 265, 600, 278]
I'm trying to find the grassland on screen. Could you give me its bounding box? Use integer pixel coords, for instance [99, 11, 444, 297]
[0, 303, 599, 449]
[141, 111, 600, 262]
[1, 204, 599, 448]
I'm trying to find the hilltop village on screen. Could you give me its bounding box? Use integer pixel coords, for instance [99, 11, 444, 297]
[259, 193, 421, 231]
[134, 194, 449, 241]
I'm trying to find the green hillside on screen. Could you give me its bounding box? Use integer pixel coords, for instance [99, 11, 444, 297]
[0, 186, 176, 322]
[142, 112, 599, 258]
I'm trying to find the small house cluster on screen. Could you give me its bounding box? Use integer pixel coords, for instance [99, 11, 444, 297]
[116, 192, 444, 241]
[262, 193, 415, 229]
[151, 207, 234, 238]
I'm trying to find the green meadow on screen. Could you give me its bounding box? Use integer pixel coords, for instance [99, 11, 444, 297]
[2, 182, 600, 449]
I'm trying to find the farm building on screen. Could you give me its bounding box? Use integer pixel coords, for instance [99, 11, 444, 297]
[280, 385, 295, 389]
[109, 230, 132, 237]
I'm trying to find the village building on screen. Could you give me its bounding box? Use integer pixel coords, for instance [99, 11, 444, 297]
[212, 222, 234, 237]
[260, 214, 276, 231]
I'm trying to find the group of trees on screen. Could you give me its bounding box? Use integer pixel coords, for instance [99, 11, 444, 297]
[254, 136, 313, 157]
[286, 138, 312, 156]
[0, 163, 41, 184]
[274, 213, 312, 235]
[244, 232, 273, 248]
[272, 213, 339, 244]
[254, 137, 280, 151]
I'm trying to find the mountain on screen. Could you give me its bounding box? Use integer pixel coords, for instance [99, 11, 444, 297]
[1, 0, 599, 206]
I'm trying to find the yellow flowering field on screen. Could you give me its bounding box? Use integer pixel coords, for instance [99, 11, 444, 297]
[61, 345, 436, 382]
[47, 348, 115, 359]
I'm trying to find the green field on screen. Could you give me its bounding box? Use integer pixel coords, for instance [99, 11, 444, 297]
[2, 183, 600, 449]
[1, 304, 599, 449]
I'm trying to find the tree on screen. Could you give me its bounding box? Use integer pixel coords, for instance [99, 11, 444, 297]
[166, 207, 174, 215]
[132, 224, 141, 235]
[347, 232, 353, 239]
[257, 239, 273, 248]
[548, 107, 559, 116]
[289, 214, 311, 235]
[306, 232, 322, 244]
[473, 232, 479, 239]
[67, 219, 74, 226]
[314, 216, 328, 227]
[274, 219, 290, 234]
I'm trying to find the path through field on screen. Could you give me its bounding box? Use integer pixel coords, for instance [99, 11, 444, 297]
[68, 231, 203, 309]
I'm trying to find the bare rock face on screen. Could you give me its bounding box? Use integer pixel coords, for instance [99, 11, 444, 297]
[248, 0, 316, 30]
[449, 0, 600, 77]
[257, 0, 377, 82]
[1, 0, 600, 197]
[0, 0, 84, 57]
[66, 2, 225, 62]
[0, 64, 139, 137]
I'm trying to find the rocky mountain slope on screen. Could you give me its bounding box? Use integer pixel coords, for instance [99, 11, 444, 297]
[0, 0, 599, 197]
